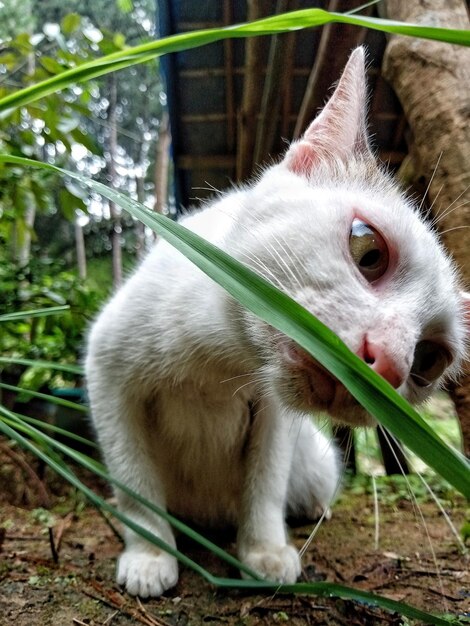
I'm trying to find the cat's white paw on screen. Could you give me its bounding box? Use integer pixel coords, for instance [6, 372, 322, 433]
[241, 544, 301, 584]
[117, 549, 178, 597]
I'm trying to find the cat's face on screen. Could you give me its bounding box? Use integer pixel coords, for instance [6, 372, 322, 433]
[239, 168, 466, 425]
[232, 48, 468, 426]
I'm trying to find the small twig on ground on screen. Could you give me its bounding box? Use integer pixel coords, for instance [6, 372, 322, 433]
[136, 596, 175, 626]
[84, 581, 156, 626]
[93, 501, 124, 544]
[72, 619, 89, 626]
[54, 511, 74, 554]
[0, 440, 50, 507]
[48, 527, 59, 564]
[102, 609, 120, 625]
[2, 534, 47, 541]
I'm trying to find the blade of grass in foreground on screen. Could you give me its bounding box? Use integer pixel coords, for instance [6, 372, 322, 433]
[0, 9, 469, 114]
[0, 382, 87, 413]
[9, 411, 97, 449]
[1, 155, 468, 500]
[0, 410, 453, 626]
[0, 305, 70, 322]
[0, 356, 83, 376]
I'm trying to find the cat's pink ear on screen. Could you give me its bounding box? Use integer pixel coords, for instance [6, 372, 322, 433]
[284, 46, 371, 175]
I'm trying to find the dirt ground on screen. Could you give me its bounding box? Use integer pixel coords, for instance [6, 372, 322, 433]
[0, 451, 469, 626]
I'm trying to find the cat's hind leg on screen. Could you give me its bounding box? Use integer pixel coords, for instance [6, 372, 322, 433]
[286, 417, 340, 520]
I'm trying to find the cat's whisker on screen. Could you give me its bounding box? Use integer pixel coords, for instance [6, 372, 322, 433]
[438, 225, 470, 236]
[216, 208, 301, 292]
[232, 379, 256, 397]
[365, 428, 381, 550]
[246, 213, 309, 290]
[219, 372, 255, 384]
[431, 198, 470, 229]
[299, 435, 345, 558]
[431, 182, 470, 225]
[378, 426, 449, 613]
[239, 251, 286, 288]
[381, 427, 465, 552]
[298, 507, 329, 558]
[216, 206, 309, 292]
[410, 372, 430, 386]
[424, 183, 444, 223]
[192, 182, 222, 194]
[416, 470, 466, 552]
[418, 152, 442, 215]
[258, 238, 305, 292]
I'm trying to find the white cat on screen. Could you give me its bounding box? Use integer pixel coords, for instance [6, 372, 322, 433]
[85, 47, 467, 597]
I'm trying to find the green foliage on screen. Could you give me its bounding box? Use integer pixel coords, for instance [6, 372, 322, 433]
[0, 0, 34, 41]
[347, 473, 462, 507]
[0, 1, 162, 270]
[0, 255, 102, 389]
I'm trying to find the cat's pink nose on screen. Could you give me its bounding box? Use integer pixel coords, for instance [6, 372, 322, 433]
[359, 339, 404, 389]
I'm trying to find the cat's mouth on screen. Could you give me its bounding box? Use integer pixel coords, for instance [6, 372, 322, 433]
[279, 342, 374, 426]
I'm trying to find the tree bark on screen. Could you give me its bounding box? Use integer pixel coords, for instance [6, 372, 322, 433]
[75, 220, 87, 280]
[15, 203, 35, 268]
[382, 0, 470, 456]
[154, 111, 171, 216]
[135, 175, 146, 261]
[236, 0, 271, 181]
[107, 73, 123, 288]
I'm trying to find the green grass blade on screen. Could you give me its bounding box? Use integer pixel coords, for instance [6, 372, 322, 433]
[0, 305, 70, 322]
[0, 356, 83, 375]
[0, 413, 213, 579]
[1, 155, 467, 498]
[0, 410, 454, 625]
[1, 407, 262, 580]
[8, 411, 97, 448]
[0, 9, 468, 113]
[0, 382, 87, 413]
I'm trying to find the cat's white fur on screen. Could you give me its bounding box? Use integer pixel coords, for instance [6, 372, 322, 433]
[85, 48, 467, 597]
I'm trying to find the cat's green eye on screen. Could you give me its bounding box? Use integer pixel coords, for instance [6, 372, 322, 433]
[349, 219, 389, 283]
[410, 340, 451, 387]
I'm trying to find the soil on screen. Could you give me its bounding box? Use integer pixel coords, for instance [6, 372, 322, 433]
[0, 448, 469, 626]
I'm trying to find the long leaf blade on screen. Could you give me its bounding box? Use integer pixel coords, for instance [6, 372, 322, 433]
[0, 305, 70, 322]
[0, 382, 87, 413]
[0, 9, 469, 113]
[0, 356, 83, 375]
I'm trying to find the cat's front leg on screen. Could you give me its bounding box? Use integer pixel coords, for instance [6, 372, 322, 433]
[87, 383, 178, 598]
[237, 397, 301, 583]
[116, 493, 178, 598]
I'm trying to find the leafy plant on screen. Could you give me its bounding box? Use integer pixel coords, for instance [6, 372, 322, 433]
[0, 7, 469, 625]
[0, 256, 102, 390]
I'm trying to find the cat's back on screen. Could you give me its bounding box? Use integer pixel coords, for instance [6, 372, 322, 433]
[86, 189, 246, 373]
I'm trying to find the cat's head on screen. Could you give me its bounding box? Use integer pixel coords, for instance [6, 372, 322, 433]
[233, 47, 468, 426]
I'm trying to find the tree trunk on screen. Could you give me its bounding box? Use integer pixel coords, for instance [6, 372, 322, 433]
[236, 0, 271, 181]
[107, 74, 123, 288]
[135, 175, 146, 261]
[75, 220, 87, 280]
[382, 0, 470, 456]
[15, 203, 36, 268]
[154, 111, 171, 216]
